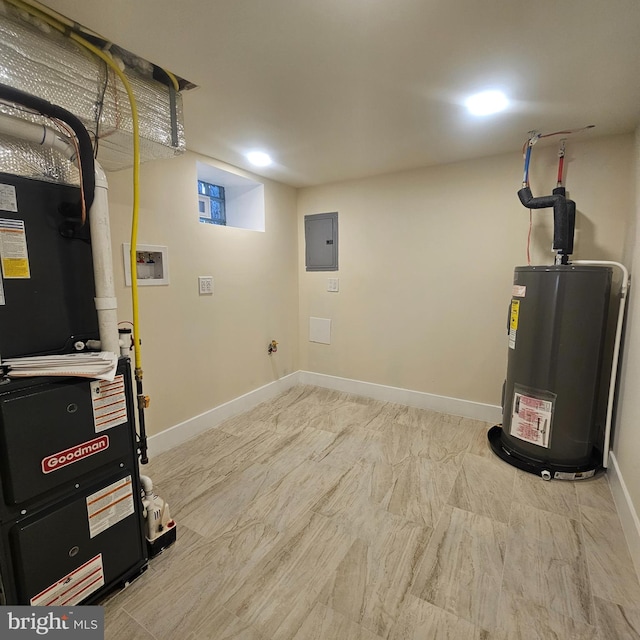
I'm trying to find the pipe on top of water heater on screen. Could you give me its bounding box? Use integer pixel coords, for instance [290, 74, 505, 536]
[517, 128, 593, 262]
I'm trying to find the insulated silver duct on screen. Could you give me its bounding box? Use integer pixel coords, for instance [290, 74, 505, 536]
[0, 2, 186, 181]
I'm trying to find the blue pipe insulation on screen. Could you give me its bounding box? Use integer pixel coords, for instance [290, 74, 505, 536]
[522, 143, 533, 186]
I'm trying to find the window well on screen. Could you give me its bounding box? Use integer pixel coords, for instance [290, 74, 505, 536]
[198, 180, 226, 226]
[196, 161, 265, 231]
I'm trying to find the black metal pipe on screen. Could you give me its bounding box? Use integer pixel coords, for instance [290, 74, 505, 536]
[517, 186, 570, 253]
[552, 186, 576, 257]
[0, 83, 95, 218]
[563, 199, 576, 257]
[136, 377, 149, 464]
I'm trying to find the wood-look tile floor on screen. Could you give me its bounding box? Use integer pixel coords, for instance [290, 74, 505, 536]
[102, 386, 640, 639]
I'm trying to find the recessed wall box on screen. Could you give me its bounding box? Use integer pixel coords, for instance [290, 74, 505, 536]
[123, 244, 169, 286]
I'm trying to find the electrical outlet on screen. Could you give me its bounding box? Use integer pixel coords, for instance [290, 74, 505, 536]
[198, 276, 213, 295]
[327, 278, 339, 292]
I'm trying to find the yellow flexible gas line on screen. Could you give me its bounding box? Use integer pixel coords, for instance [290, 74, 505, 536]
[18, 0, 103, 39]
[163, 68, 180, 92]
[5, 0, 144, 378]
[67, 34, 144, 378]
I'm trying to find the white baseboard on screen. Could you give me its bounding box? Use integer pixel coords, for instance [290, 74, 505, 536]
[608, 451, 640, 581]
[298, 371, 502, 423]
[146, 372, 299, 457]
[148, 371, 501, 457]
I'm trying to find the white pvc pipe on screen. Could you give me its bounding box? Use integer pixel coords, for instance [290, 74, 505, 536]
[0, 113, 119, 355]
[0, 115, 76, 161]
[85, 338, 127, 353]
[90, 163, 119, 355]
[139, 474, 153, 497]
[571, 260, 630, 468]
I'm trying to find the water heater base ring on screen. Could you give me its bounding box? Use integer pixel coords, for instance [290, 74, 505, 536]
[487, 425, 600, 481]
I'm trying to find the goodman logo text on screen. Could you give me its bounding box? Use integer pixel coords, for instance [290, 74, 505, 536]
[41, 436, 109, 474]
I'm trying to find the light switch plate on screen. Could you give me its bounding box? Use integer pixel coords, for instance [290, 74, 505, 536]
[327, 278, 339, 292]
[198, 276, 213, 295]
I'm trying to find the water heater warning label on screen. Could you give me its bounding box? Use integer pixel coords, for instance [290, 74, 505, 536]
[509, 300, 520, 349]
[510, 391, 553, 448]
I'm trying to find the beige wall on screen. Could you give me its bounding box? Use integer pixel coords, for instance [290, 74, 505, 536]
[104, 133, 639, 552]
[614, 127, 640, 517]
[106, 151, 299, 436]
[297, 134, 634, 406]
[103, 134, 635, 441]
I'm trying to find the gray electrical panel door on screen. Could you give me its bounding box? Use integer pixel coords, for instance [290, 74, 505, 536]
[305, 212, 338, 271]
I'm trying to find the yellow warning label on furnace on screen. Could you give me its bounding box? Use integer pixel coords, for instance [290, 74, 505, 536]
[2, 257, 29, 278]
[0, 218, 30, 279]
[510, 300, 520, 331]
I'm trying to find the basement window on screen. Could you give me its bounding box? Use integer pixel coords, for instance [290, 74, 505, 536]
[198, 180, 226, 225]
[196, 161, 265, 232]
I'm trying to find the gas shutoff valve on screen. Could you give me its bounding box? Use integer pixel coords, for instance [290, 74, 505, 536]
[268, 340, 278, 355]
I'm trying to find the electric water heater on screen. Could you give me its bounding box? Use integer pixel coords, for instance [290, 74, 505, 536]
[488, 264, 611, 479]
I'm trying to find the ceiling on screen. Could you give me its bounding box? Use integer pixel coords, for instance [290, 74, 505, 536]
[42, 0, 640, 188]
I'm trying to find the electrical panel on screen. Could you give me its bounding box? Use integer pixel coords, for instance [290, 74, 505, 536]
[304, 212, 338, 271]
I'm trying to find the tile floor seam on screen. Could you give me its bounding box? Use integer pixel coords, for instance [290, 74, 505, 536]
[578, 489, 601, 638]
[437, 453, 465, 522]
[590, 597, 606, 640]
[492, 458, 519, 638]
[396, 526, 435, 634]
[220, 604, 267, 639]
[117, 606, 162, 640]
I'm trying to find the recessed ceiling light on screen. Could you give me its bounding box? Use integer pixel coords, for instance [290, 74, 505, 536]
[465, 90, 509, 116]
[246, 151, 272, 167]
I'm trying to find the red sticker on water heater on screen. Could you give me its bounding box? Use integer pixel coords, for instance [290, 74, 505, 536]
[41, 435, 109, 474]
